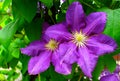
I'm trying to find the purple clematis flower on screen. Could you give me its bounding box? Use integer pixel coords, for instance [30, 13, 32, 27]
[21, 22, 72, 75]
[100, 65, 120, 81]
[114, 65, 120, 74]
[45, 2, 117, 77]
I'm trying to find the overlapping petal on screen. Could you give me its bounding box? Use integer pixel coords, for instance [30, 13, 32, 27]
[28, 51, 51, 75]
[45, 22, 71, 41]
[114, 65, 120, 73]
[100, 74, 119, 81]
[83, 12, 107, 35]
[55, 62, 72, 75]
[100, 66, 120, 81]
[51, 51, 72, 75]
[100, 70, 111, 77]
[86, 34, 117, 56]
[21, 40, 45, 56]
[92, 34, 117, 48]
[66, 2, 86, 31]
[59, 42, 77, 64]
[77, 47, 98, 77]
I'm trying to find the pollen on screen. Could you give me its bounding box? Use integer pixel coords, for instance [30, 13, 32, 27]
[72, 31, 88, 47]
[45, 39, 59, 51]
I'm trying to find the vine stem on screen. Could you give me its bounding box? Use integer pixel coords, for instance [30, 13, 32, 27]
[38, 74, 41, 81]
[80, 1, 96, 11]
[66, 0, 69, 6]
[77, 73, 83, 81]
[50, 16, 56, 24]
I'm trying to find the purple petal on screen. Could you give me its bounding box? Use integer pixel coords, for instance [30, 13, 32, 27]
[51, 51, 72, 75]
[45, 22, 71, 41]
[77, 47, 98, 77]
[114, 65, 120, 73]
[28, 51, 51, 75]
[41, 34, 50, 42]
[54, 62, 72, 75]
[100, 74, 119, 81]
[21, 40, 45, 56]
[83, 12, 107, 35]
[66, 2, 86, 31]
[100, 70, 111, 76]
[87, 34, 117, 56]
[51, 51, 60, 66]
[59, 42, 77, 64]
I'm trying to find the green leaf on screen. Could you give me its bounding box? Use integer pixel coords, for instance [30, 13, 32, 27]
[22, 75, 30, 81]
[40, 76, 47, 81]
[92, 56, 104, 81]
[53, 0, 60, 10]
[2, 0, 12, 10]
[69, 0, 75, 4]
[0, 46, 13, 66]
[92, 55, 116, 80]
[49, 65, 66, 81]
[20, 55, 30, 74]
[40, 0, 53, 8]
[56, 13, 65, 23]
[9, 58, 18, 68]
[12, 0, 38, 22]
[0, 69, 14, 75]
[0, 19, 20, 48]
[96, 0, 112, 7]
[48, 9, 52, 16]
[98, 8, 120, 50]
[103, 55, 116, 72]
[0, 74, 6, 81]
[24, 18, 43, 41]
[11, 48, 20, 58]
[63, 63, 77, 79]
[12, 72, 20, 80]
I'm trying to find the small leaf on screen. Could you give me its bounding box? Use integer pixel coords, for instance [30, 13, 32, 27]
[69, 0, 75, 4]
[11, 48, 20, 58]
[22, 75, 30, 81]
[49, 65, 66, 81]
[0, 74, 6, 81]
[56, 13, 65, 23]
[9, 58, 18, 68]
[40, 0, 53, 8]
[0, 19, 20, 48]
[2, 0, 12, 10]
[12, 0, 38, 22]
[20, 55, 30, 74]
[103, 55, 116, 72]
[24, 18, 43, 41]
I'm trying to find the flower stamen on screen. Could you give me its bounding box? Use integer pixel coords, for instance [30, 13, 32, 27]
[72, 31, 88, 47]
[45, 39, 59, 51]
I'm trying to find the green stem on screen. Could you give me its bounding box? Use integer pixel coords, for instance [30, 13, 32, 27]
[38, 74, 41, 81]
[66, 0, 69, 6]
[77, 73, 83, 81]
[110, 0, 116, 9]
[80, 1, 96, 11]
[50, 16, 56, 24]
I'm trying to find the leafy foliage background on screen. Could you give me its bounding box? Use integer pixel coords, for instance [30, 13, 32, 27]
[0, 0, 120, 81]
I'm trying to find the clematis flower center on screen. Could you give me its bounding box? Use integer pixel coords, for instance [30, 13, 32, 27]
[72, 31, 88, 47]
[45, 39, 59, 51]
